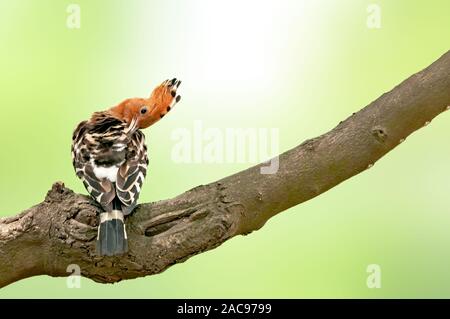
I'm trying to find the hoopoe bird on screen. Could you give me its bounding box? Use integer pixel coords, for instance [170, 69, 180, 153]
[71, 78, 181, 256]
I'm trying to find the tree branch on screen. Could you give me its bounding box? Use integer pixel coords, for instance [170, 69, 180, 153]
[1, 51, 450, 288]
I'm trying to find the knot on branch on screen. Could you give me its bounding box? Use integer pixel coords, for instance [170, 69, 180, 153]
[142, 207, 207, 236]
[300, 137, 320, 151]
[43, 183, 100, 249]
[372, 126, 388, 143]
[45, 181, 73, 202]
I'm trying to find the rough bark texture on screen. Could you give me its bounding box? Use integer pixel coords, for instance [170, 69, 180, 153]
[1, 51, 449, 288]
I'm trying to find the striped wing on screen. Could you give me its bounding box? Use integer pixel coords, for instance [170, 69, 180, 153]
[71, 120, 118, 211]
[116, 130, 148, 214]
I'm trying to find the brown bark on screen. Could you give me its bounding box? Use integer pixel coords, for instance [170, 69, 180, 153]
[1, 51, 449, 288]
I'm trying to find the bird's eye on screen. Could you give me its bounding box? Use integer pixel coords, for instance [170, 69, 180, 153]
[140, 106, 148, 115]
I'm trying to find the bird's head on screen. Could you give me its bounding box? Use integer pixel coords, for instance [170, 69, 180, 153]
[108, 78, 181, 130]
[109, 98, 155, 129]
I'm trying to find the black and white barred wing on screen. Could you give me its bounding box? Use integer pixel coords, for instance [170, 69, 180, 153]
[116, 130, 148, 215]
[71, 121, 117, 211]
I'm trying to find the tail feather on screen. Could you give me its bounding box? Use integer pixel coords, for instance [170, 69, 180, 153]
[96, 211, 128, 256]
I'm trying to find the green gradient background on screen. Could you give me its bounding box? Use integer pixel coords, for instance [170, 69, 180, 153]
[0, 0, 449, 298]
